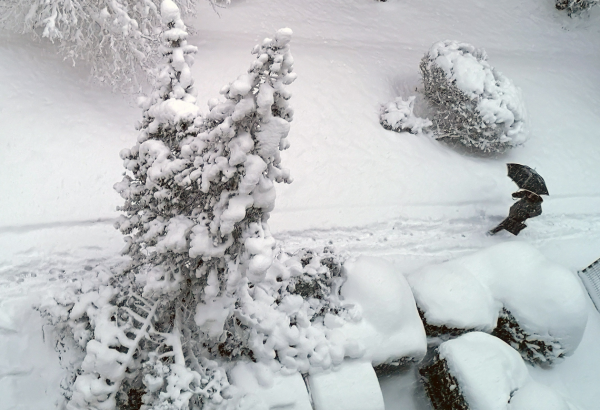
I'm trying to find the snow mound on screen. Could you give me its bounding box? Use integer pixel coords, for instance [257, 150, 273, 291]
[423, 332, 578, 410]
[380, 96, 432, 135]
[407, 242, 588, 364]
[337, 256, 427, 366]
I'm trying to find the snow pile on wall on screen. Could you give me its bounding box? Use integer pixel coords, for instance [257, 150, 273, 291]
[308, 360, 385, 410]
[420, 40, 527, 154]
[228, 362, 312, 410]
[421, 332, 577, 410]
[337, 256, 427, 366]
[407, 242, 588, 364]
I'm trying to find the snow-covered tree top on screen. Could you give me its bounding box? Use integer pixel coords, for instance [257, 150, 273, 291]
[161, 0, 183, 24]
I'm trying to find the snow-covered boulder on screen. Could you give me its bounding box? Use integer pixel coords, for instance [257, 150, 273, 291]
[337, 256, 427, 366]
[420, 40, 527, 154]
[420, 332, 578, 410]
[407, 242, 588, 365]
[307, 360, 384, 410]
[228, 362, 312, 410]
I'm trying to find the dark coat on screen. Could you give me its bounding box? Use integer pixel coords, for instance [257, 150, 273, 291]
[507, 191, 543, 222]
[489, 190, 543, 235]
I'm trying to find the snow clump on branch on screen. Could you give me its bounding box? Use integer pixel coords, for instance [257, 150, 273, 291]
[0, 0, 197, 90]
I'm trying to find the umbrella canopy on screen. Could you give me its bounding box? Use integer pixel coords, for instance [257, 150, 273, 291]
[507, 163, 549, 196]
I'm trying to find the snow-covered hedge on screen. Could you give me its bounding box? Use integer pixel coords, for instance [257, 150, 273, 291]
[420, 40, 527, 154]
[407, 242, 588, 365]
[420, 332, 578, 410]
[556, 0, 599, 16]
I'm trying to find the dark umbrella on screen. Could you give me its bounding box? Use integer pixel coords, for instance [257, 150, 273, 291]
[507, 163, 549, 196]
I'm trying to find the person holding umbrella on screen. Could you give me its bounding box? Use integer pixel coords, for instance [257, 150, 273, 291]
[489, 164, 549, 236]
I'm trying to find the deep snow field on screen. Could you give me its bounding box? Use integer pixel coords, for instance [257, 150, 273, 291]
[1, 0, 600, 409]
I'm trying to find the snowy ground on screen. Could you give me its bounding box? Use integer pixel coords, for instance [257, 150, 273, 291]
[1, 0, 600, 409]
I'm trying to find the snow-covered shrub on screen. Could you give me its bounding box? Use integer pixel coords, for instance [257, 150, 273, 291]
[556, 0, 599, 16]
[0, 0, 201, 90]
[420, 40, 527, 154]
[420, 332, 577, 410]
[407, 242, 587, 366]
[380, 96, 432, 135]
[215, 246, 353, 371]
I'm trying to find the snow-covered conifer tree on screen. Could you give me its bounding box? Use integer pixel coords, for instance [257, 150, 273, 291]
[57, 3, 235, 409]
[39, 2, 360, 406]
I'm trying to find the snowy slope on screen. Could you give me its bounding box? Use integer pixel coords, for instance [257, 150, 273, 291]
[192, 0, 600, 232]
[1, 0, 600, 409]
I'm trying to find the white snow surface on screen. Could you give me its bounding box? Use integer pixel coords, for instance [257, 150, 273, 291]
[228, 362, 312, 410]
[439, 332, 578, 410]
[1, 0, 600, 409]
[509, 382, 576, 410]
[407, 241, 588, 354]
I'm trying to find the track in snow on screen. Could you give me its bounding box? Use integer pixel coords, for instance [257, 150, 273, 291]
[2, 213, 600, 299]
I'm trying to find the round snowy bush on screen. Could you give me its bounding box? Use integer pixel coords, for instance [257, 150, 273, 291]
[420, 40, 527, 154]
[407, 242, 588, 366]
